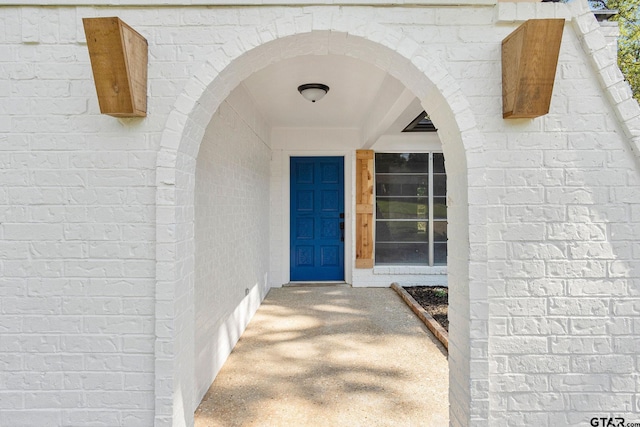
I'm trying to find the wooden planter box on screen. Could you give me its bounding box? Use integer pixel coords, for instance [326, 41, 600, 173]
[83, 17, 148, 118]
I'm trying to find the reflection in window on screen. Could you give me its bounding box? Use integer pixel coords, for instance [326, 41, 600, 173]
[375, 153, 447, 266]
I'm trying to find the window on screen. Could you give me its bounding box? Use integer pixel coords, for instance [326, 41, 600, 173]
[375, 152, 447, 266]
[402, 111, 437, 132]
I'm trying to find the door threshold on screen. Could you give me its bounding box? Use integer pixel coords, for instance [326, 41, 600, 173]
[284, 282, 351, 288]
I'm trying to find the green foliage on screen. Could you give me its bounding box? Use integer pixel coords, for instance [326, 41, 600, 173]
[607, 0, 640, 102]
[434, 288, 447, 298]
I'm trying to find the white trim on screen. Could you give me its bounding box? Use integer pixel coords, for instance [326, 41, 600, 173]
[4, 0, 498, 6]
[193, 283, 264, 406]
[369, 136, 443, 153]
[372, 149, 445, 268]
[373, 265, 447, 275]
[428, 152, 435, 266]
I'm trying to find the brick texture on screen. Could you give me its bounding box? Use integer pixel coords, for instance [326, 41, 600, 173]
[194, 85, 271, 407]
[1, 3, 639, 427]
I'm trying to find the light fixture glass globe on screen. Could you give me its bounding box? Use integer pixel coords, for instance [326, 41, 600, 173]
[298, 84, 329, 103]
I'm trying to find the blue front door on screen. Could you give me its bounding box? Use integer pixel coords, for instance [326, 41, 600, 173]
[290, 157, 345, 281]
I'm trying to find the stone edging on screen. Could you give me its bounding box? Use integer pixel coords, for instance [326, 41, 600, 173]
[391, 283, 449, 351]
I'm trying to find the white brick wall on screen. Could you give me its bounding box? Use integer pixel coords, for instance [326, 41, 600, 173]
[1, 2, 639, 427]
[485, 3, 640, 425]
[1, 7, 158, 426]
[194, 85, 271, 407]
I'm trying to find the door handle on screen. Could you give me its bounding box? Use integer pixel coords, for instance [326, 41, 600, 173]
[340, 222, 344, 242]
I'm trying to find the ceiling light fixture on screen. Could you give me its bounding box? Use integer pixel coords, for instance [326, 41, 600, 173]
[298, 83, 329, 103]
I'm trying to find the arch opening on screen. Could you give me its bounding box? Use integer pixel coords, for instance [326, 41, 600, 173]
[155, 17, 488, 427]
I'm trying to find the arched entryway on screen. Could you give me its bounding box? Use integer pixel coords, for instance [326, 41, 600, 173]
[155, 9, 488, 427]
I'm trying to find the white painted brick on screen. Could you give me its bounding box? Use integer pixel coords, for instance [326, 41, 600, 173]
[612, 299, 640, 316]
[3, 224, 63, 241]
[2, 297, 61, 315]
[550, 336, 612, 354]
[122, 410, 155, 427]
[567, 279, 628, 296]
[550, 374, 610, 392]
[489, 337, 548, 354]
[61, 411, 121, 426]
[567, 205, 628, 224]
[23, 354, 84, 372]
[611, 187, 640, 204]
[571, 355, 634, 373]
[60, 335, 121, 353]
[571, 393, 633, 411]
[508, 392, 568, 411]
[528, 279, 565, 297]
[510, 242, 566, 260]
[0, 391, 24, 409]
[547, 223, 607, 241]
[613, 336, 640, 354]
[493, 223, 546, 242]
[606, 318, 633, 336]
[489, 374, 549, 393]
[507, 205, 565, 223]
[1, 4, 639, 426]
[549, 298, 609, 316]
[24, 390, 83, 410]
[488, 187, 545, 205]
[0, 410, 62, 427]
[84, 391, 154, 409]
[124, 373, 155, 391]
[490, 298, 547, 317]
[511, 317, 568, 335]
[0, 335, 60, 353]
[508, 355, 571, 374]
[611, 223, 640, 241]
[29, 207, 88, 224]
[3, 260, 65, 278]
[83, 316, 148, 334]
[547, 260, 607, 278]
[23, 316, 82, 333]
[84, 354, 153, 372]
[122, 335, 154, 354]
[611, 375, 636, 392]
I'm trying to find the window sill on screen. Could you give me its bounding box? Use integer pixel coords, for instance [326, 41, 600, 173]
[373, 266, 447, 275]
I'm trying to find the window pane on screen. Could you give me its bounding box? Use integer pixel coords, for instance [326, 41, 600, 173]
[376, 242, 428, 265]
[433, 197, 447, 219]
[434, 242, 447, 265]
[433, 175, 446, 196]
[376, 175, 428, 197]
[433, 153, 445, 173]
[434, 221, 447, 242]
[373, 151, 448, 267]
[375, 153, 429, 173]
[376, 221, 428, 242]
[376, 198, 428, 219]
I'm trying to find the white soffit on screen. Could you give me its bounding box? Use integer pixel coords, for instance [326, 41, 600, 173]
[242, 55, 397, 129]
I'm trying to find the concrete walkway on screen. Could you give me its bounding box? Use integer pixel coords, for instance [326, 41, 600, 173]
[194, 286, 449, 427]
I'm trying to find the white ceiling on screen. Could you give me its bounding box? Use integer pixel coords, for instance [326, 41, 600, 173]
[241, 54, 421, 132]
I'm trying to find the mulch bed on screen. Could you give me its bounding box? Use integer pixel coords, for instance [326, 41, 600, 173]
[403, 286, 448, 332]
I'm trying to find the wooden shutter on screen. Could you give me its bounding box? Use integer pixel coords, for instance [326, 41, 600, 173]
[356, 150, 374, 268]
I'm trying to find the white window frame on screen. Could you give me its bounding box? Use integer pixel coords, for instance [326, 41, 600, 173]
[373, 151, 446, 267]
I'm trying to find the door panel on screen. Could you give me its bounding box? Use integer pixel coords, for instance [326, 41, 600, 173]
[290, 157, 345, 281]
